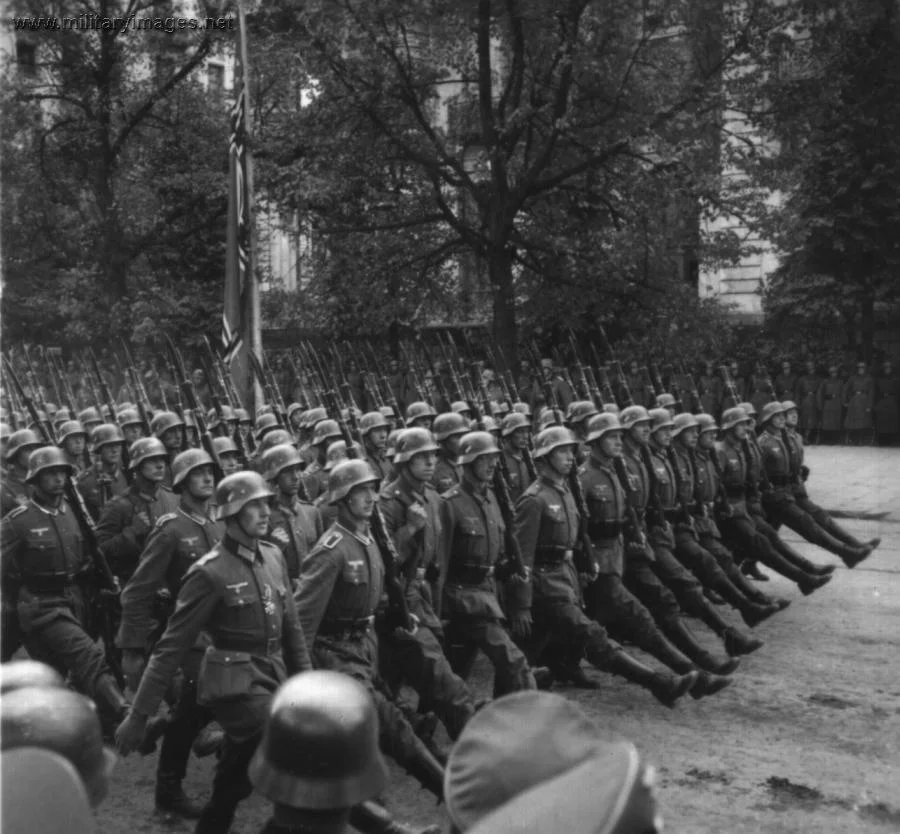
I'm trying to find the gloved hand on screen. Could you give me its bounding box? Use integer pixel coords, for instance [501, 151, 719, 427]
[509, 610, 532, 639]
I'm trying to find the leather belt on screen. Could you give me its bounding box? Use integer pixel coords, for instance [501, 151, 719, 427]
[447, 563, 494, 585]
[22, 573, 74, 593]
[534, 547, 573, 565]
[319, 616, 374, 640]
[587, 521, 624, 539]
[215, 637, 282, 656]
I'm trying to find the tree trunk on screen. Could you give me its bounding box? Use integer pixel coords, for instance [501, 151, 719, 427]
[488, 244, 518, 369]
[860, 293, 875, 364]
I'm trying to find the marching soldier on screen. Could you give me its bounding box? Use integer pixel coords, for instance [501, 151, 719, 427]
[117, 449, 224, 819]
[359, 410, 392, 482]
[262, 444, 324, 587]
[578, 414, 732, 698]
[301, 419, 343, 502]
[293, 459, 446, 799]
[76, 423, 128, 522]
[213, 436, 243, 476]
[843, 361, 874, 445]
[57, 420, 89, 475]
[1, 429, 42, 518]
[0, 447, 130, 721]
[116, 471, 312, 833]
[795, 360, 821, 444]
[509, 426, 698, 705]
[379, 428, 478, 741]
[440, 431, 537, 696]
[117, 408, 146, 445]
[500, 412, 533, 503]
[96, 437, 179, 585]
[817, 366, 844, 444]
[150, 411, 186, 488]
[432, 412, 468, 494]
[874, 360, 900, 445]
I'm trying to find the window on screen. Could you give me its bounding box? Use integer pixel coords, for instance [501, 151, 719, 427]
[208, 62, 225, 103]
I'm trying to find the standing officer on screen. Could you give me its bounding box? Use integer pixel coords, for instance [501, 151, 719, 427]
[117, 449, 224, 820]
[775, 360, 798, 401]
[379, 428, 477, 742]
[579, 414, 732, 698]
[874, 360, 899, 445]
[817, 366, 844, 444]
[440, 431, 537, 696]
[76, 423, 128, 522]
[843, 361, 874, 445]
[697, 361, 722, 420]
[796, 360, 821, 444]
[500, 412, 533, 503]
[116, 471, 311, 834]
[293, 459, 446, 799]
[96, 437, 178, 585]
[0, 447, 130, 720]
[359, 410, 392, 482]
[1, 429, 42, 517]
[262, 444, 323, 588]
[509, 426, 697, 705]
[432, 412, 468, 494]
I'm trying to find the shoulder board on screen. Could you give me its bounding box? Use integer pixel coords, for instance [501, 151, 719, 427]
[523, 481, 542, 498]
[442, 486, 461, 500]
[153, 512, 178, 530]
[6, 505, 29, 519]
[320, 529, 343, 549]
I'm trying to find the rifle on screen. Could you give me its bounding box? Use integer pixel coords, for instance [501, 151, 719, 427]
[22, 346, 53, 437]
[165, 337, 225, 482]
[327, 391, 415, 633]
[681, 362, 703, 415]
[47, 349, 77, 416]
[89, 350, 131, 474]
[720, 365, 741, 409]
[120, 341, 155, 433]
[3, 358, 124, 686]
[247, 351, 283, 428]
[597, 327, 634, 408]
[41, 347, 66, 414]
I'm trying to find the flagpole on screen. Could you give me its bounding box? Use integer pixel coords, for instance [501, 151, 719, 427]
[236, 0, 262, 411]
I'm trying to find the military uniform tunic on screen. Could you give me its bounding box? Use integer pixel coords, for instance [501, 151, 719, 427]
[502, 448, 532, 503]
[843, 373, 874, 431]
[264, 496, 323, 582]
[817, 377, 844, 432]
[432, 453, 461, 495]
[0, 471, 31, 518]
[76, 462, 128, 522]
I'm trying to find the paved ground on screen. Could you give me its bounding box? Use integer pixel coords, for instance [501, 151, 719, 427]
[97, 444, 900, 833]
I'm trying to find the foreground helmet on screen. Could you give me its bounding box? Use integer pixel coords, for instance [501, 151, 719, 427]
[56, 420, 87, 444]
[585, 413, 623, 443]
[392, 427, 439, 464]
[0, 659, 66, 694]
[404, 401, 436, 426]
[696, 414, 718, 433]
[90, 423, 125, 450]
[671, 413, 699, 437]
[6, 429, 42, 462]
[212, 436, 240, 457]
[500, 412, 530, 437]
[759, 401, 789, 426]
[532, 426, 578, 459]
[303, 407, 328, 430]
[1, 686, 116, 808]
[359, 411, 389, 437]
[457, 431, 501, 465]
[648, 408, 674, 433]
[286, 403, 304, 425]
[171, 449, 214, 491]
[248, 671, 389, 810]
[720, 407, 751, 432]
[235, 408, 251, 424]
[378, 405, 396, 422]
[215, 471, 274, 520]
[26, 447, 74, 483]
[328, 459, 378, 505]
[619, 406, 651, 431]
[433, 412, 469, 442]
[150, 411, 184, 438]
[262, 444, 304, 482]
[781, 399, 799, 413]
[565, 400, 598, 425]
[324, 440, 364, 472]
[128, 437, 168, 470]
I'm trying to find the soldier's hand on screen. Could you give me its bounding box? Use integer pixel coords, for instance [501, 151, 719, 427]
[509, 610, 532, 639]
[122, 650, 146, 691]
[394, 612, 419, 640]
[407, 502, 428, 532]
[115, 709, 148, 756]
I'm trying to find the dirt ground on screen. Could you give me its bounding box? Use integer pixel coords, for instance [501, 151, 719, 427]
[95, 445, 900, 833]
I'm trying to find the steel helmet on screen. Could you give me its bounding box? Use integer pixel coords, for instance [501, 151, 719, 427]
[262, 444, 305, 482]
[648, 408, 675, 433]
[378, 405, 396, 421]
[324, 440, 364, 472]
[99, 405, 114, 421]
[286, 403, 304, 424]
[90, 423, 125, 450]
[671, 413, 699, 437]
[737, 401, 757, 418]
[585, 413, 623, 443]
[52, 407, 72, 425]
[255, 412, 280, 440]
[457, 431, 501, 465]
[433, 412, 469, 442]
[6, 429, 42, 462]
[0, 659, 66, 694]
[480, 415, 499, 434]
[532, 426, 578, 459]
[512, 401, 532, 418]
[603, 403, 621, 415]
[404, 401, 436, 426]
[310, 419, 342, 448]
[696, 413, 718, 433]
[116, 402, 136, 413]
[303, 407, 328, 430]
[328, 459, 378, 504]
[538, 408, 562, 431]
[0, 422, 11, 441]
[212, 436, 240, 457]
[758, 401, 789, 426]
[117, 408, 142, 428]
[259, 429, 294, 454]
[56, 420, 87, 444]
[248, 670, 389, 810]
[215, 471, 274, 520]
[565, 400, 598, 425]
[656, 393, 676, 409]
[76, 407, 102, 426]
[1, 686, 116, 808]
[26, 447, 74, 483]
[359, 411, 389, 437]
[620, 406, 651, 430]
[128, 437, 168, 470]
[150, 411, 184, 437]
[207, 404, 237, 431]
[392, 427, 439, 464]
[500, 412, 531, 437]
[781, 399, 799, 413]
[721, 407, 751, 432]
[235, 408, 252, 424]
[256, 404, 274, 417]
[450, 401, 472, 416]
[171, 449, 215, 490]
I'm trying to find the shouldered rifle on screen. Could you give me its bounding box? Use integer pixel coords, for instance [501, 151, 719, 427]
[720, 365, 741, 408]
[48, 350, 77, 416]
[681, 363, 703, 414]
[41, 347, 66, 414]
[120, 341, 155, 430]
[247, 351, 282, 428]
[327, 392, 415, 634]
[89, 350, 131, 474]
[597, 327, 634, 408]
